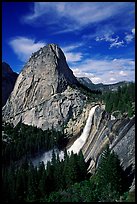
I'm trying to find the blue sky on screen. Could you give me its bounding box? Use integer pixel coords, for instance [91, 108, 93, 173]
[2, 2, 135, 84]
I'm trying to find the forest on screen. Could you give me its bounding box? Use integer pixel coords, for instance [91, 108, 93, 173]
[2, 82, 135, 202]
[2, 144, 134, 202]
[2, 122, 68, 165]
[102, 82, 135, 117]
[80, 81, 135, 119]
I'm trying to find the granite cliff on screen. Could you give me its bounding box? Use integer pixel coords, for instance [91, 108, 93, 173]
[2, 44, 86, 132]
[67, 105, 135, 191]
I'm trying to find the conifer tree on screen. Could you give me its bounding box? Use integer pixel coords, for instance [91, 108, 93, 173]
[95, 145, 127, 201]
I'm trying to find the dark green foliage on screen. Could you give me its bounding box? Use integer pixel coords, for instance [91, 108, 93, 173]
[43, 180, 98, 202]
[40, 146, 131, 202]
[2, 145, 132, 202]
[102, 83, 135, 117]
[94, 145, 127, 201]
[2, 122, 67, 165]
[2, 123, 132, 202]
[2, 149, 88, 202]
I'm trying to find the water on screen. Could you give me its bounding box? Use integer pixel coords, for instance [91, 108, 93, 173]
[31, 149, 64, 166]
[67, 105, 99, 154]
[31, 105, 99, 166]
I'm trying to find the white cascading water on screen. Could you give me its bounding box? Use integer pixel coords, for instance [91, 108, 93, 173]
[67, 105, 99, 155]
[32, 105, 99, 166]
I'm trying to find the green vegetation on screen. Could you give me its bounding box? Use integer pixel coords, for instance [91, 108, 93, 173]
[102, 83, 135, 117]
[41, 145, 131, 202]
[2, 82, 135, 202]
[2, 122, 68, 165]
[79, 82, 135, 115]
[2, 139, 133, 202]
[2, 149, 88, 202]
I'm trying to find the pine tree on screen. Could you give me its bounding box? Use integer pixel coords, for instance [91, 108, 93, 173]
[95, 145, 127, 201]
[77, 150, 87, 181]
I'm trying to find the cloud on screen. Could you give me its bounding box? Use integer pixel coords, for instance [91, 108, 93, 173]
[71, 58, 135, 84]
[8, 35, 134, 84]
[9, 37, 45, 61]
[109, 71, 114, 75]
[65, 52, 82, 63]
[72, 68, 101, 84]
[119, 70, 128, 76]
[9, 37, 83, 63]
[96, 27, 135, 48]
[125, 28, 135, 43]
[62, 43, 83, 52]
[132, 28, 135, 34]
[110, 77, 116, 81]
[72, 68, 94, 78]
[22, 2, 134, 32]
[96, 33, 125, 48]
[61, 43, 83, 63]
[109, 40, 125, 48]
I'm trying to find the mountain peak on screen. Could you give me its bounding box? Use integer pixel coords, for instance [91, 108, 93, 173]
[2, 43, 81, 129]
[30, 43, 64, 61]
[25, 43, 78, 92]
[2, 62, 18, 106]
[2, 62, 14, 74]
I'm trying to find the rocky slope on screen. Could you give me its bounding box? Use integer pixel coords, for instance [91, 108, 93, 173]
[2, 44, 87, 132]
[2, 62, 18, 106]
[81, 105, 135, 169]
[71, 105, 135, 191]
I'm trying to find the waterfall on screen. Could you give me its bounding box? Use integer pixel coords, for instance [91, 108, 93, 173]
[31, 105, 99, 166]
[67, 105, 99, 155]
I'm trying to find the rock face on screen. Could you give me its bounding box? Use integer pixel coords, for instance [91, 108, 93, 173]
[2, 62, 18, 106]
[81, 105, 135, 169]
[67, 104, 135, 190]
[77, 105, 135, 190]
[2, 44, 86, 131]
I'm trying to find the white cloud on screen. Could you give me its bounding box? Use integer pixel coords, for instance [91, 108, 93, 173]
[110, 77, 116, 81]
[119, 70, 128, 76]
[96, 33, 116, 43]
[109, 71, 114, 75]
[61, 43, 83, 63]
[65, 52, 82, 63]
[96, 27, 135, 48]
[125, 28, 135, 43]
[92, 77, 102, 84]
[9, 37, 45, 61]
[8, 35, 135, 84]
[9, 37, 82, 64]
[132, 28, 135, 34]
[72, 68, 94, 78]
[62, 43, 83, 52]
[109, 40, 125, 48]
[23, 2, 133, 32]
[96, 33, 125, 48]
[71, 58, 135, 84]
[125, 34, 134, 43]
[72, 68, 101, 84]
